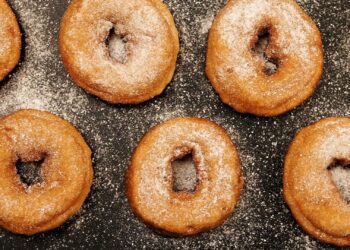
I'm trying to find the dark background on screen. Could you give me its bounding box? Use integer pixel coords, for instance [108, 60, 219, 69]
[0, 0, 349, 249]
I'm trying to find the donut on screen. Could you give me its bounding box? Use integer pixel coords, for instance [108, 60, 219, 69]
[126, 117, 243, 236]
[206, 0, 324, 117]
[0, 109, 93, 235]
[59, 0, 179, 104]
[284, 117, 350, 246]
[0, 0, 21, 81]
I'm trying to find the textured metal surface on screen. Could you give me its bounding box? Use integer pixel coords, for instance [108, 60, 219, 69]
[0, 0, 349, 249]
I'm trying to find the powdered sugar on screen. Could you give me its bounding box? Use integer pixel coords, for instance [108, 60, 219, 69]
[107, 28, 128, 64]
[210, 0, 323, 103]
[330, 163, 350, 203]
[129, 118, 241, 231]
[172, 154, 197, 192]
[0, 32, 11, 57]
[0, 0, 90, 124]
[218, 0, 313, 68]
[60, 0, 178, 99]
[0, 0, 347, 249]
[0, 0, 20, 80]
[199, 14, 214, 35]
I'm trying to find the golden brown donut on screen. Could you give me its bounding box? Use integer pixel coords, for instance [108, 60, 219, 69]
[59, 0, 179, 104]
[0, 109, 93, 235]
[284, 117, 350, 246]
[126, 117, 243, 236]
[206, 0, 324, 117]
[0, 0, 21, 81]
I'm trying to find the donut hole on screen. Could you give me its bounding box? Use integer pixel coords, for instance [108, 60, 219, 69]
[172, 153, 198, 192]
[328, 159, 350, 203]
[252, 27, 279, 75]
[105, 26, 128, 64]
[15, 156, 45, 186]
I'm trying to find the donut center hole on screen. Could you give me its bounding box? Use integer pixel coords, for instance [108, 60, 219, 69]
[252, 28, 279, 75]
[16, 157, 45, 186]
[106, 27, 128, 64]
[328, 159, 350, 203]
[172, 153, 198, 192]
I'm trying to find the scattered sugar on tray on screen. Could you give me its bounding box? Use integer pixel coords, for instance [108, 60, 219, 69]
[0, 0, 347, 249]
[0, 1, 56, 114]
[199, 14, 214, 34]
[0, 0, 92, 125]
[152, 109, 187, 124]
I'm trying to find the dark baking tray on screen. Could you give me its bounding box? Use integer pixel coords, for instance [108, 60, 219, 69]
[0, 0, 349, 249]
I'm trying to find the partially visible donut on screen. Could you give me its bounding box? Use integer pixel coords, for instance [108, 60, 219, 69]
[284, 117, 350, 246]
[59, 0, 179, 104]
[0, 109, 93, 235]
[0, 0, 21, 81]
[126, 117, 243, 236]
[206, 0, 324, 116]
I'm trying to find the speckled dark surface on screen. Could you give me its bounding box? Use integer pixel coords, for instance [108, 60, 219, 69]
[0, 0, 349, 249]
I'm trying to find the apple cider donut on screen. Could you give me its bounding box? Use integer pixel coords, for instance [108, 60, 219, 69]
[126, 117, 243, 236]
[0, 110, 93, 235]
[59, 0, 179, 104]
[284, 117, 350, 246]
[0, 0, 21, 81]
[206, 0, 324, 116]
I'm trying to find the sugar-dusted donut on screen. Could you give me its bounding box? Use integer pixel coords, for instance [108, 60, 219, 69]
[284, 117, 350, 246]
[0, 110, 93, 235]
[126, 117, 243, 236]
[59, 0, 179, 104]
[0, 0, 21, 81]
[206, 0, 324, 116]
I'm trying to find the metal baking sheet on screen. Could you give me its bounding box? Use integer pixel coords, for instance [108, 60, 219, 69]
[0, 0, 349, 249]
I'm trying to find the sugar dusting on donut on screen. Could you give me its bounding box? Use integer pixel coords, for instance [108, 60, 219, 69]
[61, 0, 177, 98]
[0, 15, 11, 57]
[129, 118, 241, 231]
[284, 118, 350, 245]
[318, 137, 349, 198]
[0, 0, 21, 80]
[217, 0, 317, 80]
[294, 125, 350, 205]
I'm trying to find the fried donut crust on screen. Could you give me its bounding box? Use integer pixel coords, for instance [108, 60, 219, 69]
[0, 0, 21, 81]
[0, 110, 93, 235]
[206, 0, 324, 117]
[59, 0, 179, 104]
[284, 117, 350, 246]
[126, 117, 243, 236]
